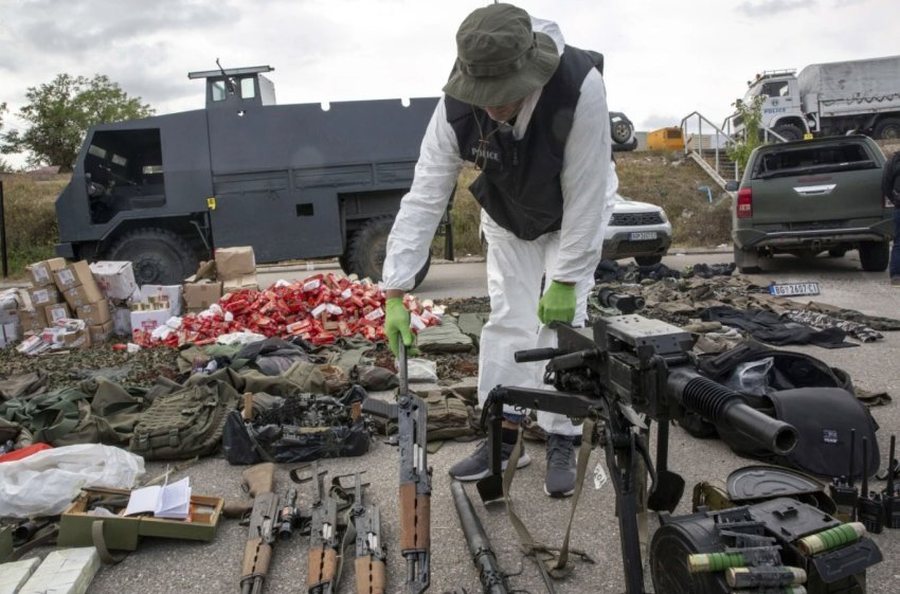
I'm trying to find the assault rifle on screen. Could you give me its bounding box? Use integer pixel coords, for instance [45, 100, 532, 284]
[476, 302, 799, 594]
[348, 471, 387, 594]
[305, 462, 341, 594]
[240, 463, 302, 594]
[397, 342, 431, 593]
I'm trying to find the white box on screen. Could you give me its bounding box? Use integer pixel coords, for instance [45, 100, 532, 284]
[18, 547, 100, 594]
[130, 308, 173, 335]
[89, 261, 138, 300]
[138, 284, 183, 316]
[0, 557, 41, 593]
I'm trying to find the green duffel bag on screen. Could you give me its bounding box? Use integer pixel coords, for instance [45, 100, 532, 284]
[129, 380, 239, 460]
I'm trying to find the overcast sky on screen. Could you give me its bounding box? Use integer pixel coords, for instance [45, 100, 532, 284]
[1, 0, 898, 169]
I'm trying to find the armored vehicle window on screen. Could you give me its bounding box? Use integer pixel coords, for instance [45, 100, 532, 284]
[240, 78, 255, 99]
[753, 142, 876, 180]
[761, 81, 788, 98]
[84, 128, 166, 224]
[212, 80, 227, 102]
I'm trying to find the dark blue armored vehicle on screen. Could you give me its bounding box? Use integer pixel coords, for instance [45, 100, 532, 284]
[54, 65, 439, 286]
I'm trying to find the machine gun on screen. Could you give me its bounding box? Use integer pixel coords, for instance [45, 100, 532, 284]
[240, 464, 301, 594]
[475, 301, 799, 594]
[397, 342, 431, 593]
[348, 471, 387, 594]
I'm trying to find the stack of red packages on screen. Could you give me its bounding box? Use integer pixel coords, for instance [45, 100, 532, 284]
[134, 273, 442, 348]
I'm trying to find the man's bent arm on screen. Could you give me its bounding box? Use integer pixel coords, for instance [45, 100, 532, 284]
[383, 97, 464, 292]
[555, 67, 612, 284]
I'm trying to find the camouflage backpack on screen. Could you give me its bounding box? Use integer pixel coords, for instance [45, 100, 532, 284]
[129, 380, 239, 460]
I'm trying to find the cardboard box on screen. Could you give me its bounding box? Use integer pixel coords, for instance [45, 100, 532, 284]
[27, 285, 61, 308]
[58, 488, 223, 551]
[26, 257, 67, 287]
[214, 246, 256, 280]
[17, 309, 45, 335]
[90, 261, 138, 300]
[76, 300, 111, 326]
[44, 302, 71, 325]
[53, 260, 95, 291]
[130, 308, 172, 334]
[183, 280, 222, 311]
[223, 273, 259, 294]
[0, 288, 23, 311]
[62, 282, 104, 309]
[88, 320, 114, 344]
[0, 309, 21, 348]
[138, 285, 183, 316]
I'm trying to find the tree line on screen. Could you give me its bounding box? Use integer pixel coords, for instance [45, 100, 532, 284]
[1, 74, 153, 173]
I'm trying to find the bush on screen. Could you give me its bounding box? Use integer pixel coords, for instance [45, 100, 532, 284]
[0, 173, 67, 277]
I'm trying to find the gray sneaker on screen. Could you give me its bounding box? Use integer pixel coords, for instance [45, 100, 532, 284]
[448, 439, 532, 481]
[544, 434, 577, 498]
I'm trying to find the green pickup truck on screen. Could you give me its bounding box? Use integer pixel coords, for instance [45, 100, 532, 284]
[728, 135, 894, 273]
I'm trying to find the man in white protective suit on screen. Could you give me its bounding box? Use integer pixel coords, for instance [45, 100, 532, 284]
[381, 2, 616, 497]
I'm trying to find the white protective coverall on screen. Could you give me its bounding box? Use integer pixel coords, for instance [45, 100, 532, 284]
[382, 18, 616, 436]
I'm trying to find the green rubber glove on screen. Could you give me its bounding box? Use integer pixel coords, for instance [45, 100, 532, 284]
[537, 281, 576, 324]
[384, 297, 413, 357]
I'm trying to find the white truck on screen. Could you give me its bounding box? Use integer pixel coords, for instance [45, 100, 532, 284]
[731, 54, 900, 141]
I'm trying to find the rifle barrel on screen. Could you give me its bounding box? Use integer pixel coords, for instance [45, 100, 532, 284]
[450, 481, 510, 594]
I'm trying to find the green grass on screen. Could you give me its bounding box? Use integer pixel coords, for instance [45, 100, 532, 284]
[0, 173, 67, 279]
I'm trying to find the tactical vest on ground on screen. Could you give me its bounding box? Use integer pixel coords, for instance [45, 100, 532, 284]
[129, 380, 238, 460]
[445, 46, 603, 240]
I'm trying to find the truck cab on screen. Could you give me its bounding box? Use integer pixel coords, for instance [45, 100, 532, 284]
[734, 70, 809, 141]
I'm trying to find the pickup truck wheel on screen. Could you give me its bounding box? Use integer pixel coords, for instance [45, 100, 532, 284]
[773, 123, 804, 141]
[858, 241, 889, 272]
[874, 118, 900, 140]
[105, 227, 198, 285]
[347, 216, 431, 288]
[634, 255, 663, 266]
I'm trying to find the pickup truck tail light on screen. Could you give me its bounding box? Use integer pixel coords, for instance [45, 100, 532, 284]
[736, 187, 753, 218]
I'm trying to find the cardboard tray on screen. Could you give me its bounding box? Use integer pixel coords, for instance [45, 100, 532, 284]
[57, 487, 223, 551]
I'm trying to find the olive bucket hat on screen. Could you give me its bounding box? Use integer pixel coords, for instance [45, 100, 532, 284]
[443, 3, 560, 107]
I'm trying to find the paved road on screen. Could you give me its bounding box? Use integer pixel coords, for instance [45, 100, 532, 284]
[83, 252, 898, 594]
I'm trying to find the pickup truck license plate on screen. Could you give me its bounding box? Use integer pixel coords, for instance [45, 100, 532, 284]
[629, 231, 658, 241]
[768, 282, 820, 297]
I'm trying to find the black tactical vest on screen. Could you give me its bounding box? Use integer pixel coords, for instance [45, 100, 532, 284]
[445, 46, 602, 240]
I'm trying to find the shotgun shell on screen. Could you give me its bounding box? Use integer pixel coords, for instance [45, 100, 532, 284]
[796, 522, 866, 555]
[687, 551, 745, 573]
[726, 566, 806, 589]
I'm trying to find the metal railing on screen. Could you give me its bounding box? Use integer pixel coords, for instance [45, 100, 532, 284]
[680, 112, 741, 192]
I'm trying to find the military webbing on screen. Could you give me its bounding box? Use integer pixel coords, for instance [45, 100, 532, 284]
[501, 419, 596, 579]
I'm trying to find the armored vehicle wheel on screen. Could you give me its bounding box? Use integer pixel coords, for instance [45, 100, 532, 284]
[106, 227, 199, 285]
[858, 240, 889, 272]
[347, 216, 430, 288]
[773, 123, 803, 141]
[634, 255, 663, 266]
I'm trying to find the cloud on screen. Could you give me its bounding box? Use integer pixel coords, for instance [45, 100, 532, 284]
[640, 114, 683, 131]
[735, 0, 817, 17]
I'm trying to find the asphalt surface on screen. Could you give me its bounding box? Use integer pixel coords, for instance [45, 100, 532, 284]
[41, 252, 900, 593]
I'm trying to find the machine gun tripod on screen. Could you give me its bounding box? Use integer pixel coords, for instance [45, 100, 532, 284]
[475, 310, 799, 594]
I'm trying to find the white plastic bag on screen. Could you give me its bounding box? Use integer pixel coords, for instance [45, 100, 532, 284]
[404, 357, 439, 383]
[724, 356, 774, 397]
[0, 444, 145, 518]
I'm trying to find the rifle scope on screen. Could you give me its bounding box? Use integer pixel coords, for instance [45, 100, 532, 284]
[667, 367, 798, 455]
[597, 288, 645, 314]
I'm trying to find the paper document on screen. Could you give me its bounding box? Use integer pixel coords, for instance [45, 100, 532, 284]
[124, 477, 191, 519]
